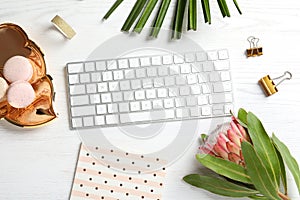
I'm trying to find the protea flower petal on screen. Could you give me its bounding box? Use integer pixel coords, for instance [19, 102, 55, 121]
[230, 121, 242, 137]
[236, 123, 250, 141]
[226, 141, 240, 155]
[213, 143, 229, 160]
[217, 133, 229, 151]
[227, 129, 241, 147]
[228, 152, 242, 165]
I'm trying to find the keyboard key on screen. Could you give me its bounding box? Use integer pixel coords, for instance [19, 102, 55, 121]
[169, 88, 179, 97]
[203, 61, 214, 71]
[119, 103, 130, 112]
[146, 89, 156, 99]
[174, 54, 184, 64]
[107, 60, 117, 70]
[135, 90, 145, 100]
[180, 64, 191, 74]
[190, 85, 201, 95]
[213, 104, 224, 115]
[68, 74, 79, 84]
[176, 76, 186, 85]
[152, 110, 174, 120]
[101, 93, 112, 103]
[147, 67, 157, 77]
[186, 97, 197, 106]
[112, 92, 123, 102]
[196, 52, 207, 62]
[213, 82, 232, 93]
[90, 94, 100, 104]
[157, 88, 167, 98]
[71, 95, 89, 106]
[140, 57, 151, 66]
[97, 83, 108, 92]
[164, 77, 175, 86]
[220, 71, 231, 81]
[179, 86, 190, 96]
[113, 70, 124, 80]
[218, 49, 229, 60]
[91, 72, 101, 82]
[120, 80, 131, 91]
[198, 95, 209, 105]
[151, 56, 162, 66]
[158, 67, 168, 76]
[96, 61, 106, 71]
[210, 93, 233, 104]
[190, 107, 201, 117]
[97, 105, 107, 114]
[94, 116, 105, 125]
[124, 69, 135, 79]
[163, 55, 173, 64]
[176, 108, 189, 118]
[187, 74, 197, 84]
[86, 84, 97, 94]
[123, 91, 134, 101]
[102, 71, 113, 81]
[175, 98, 185, 107]
[106, 115, 119, 124]
[70, 85, 85, 95]
[202, 84, 211, 94]
[129, 58, 139, 68]
[71, 106, 95, 117]
[141, 101, 152, 110]
[185, 53, 195, 62]
[164, 98, 174, 108]
[153, 100, 163, 109]
[85, 62, 95, 72]
[209, 72, 220, 82]
[118, 59, 129, 69]
[136, 68, 146, 78]
[109, 82, 120, 91]
[153, 78, 164, 87]
[131, 80, 141, 89]
[142, 79, 153, 88]
[207, 51, 219, 61]
[120, 112, 151, 123]
[72, 118, 82, 128]
[214, 60, 230, 71]
[80, 73, 90, 83]
[68, 63, 84, 73]
[169, 65, 180, 75]
[108, 104, 118, 113]
[202, 106, 212, 116]
[130, 102, 141, 111]
[83, 116, 94, 127]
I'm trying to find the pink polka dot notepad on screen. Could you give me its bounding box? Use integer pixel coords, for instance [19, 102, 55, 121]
[70, 144, 166, 200]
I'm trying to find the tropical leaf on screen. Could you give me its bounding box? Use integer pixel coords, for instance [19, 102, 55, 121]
[196, 154, 252, 184]
[201, 0, 211, 24]
[121, 0, 147, 32]
[172, 0, 188, 39]
[134, 0, 159, 33]
[103, 0, 124, 20]
[249, 195, 270, 200]
[272, 134, 300, 194]
[183, 174, 259, 197]
[233, 0, 242, 14]
[150, 0, 171, 37]
[237, 108, 248, 127]
[241, 142, 281, 200]
[247, 112, 281, 187]
[273, 142, 288, 195]
[188, 0, 197, 30]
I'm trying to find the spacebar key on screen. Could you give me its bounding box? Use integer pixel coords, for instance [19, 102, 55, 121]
[120, 110, 175, 123]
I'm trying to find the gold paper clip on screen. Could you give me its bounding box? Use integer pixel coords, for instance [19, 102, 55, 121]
[246, 36, 263, 57]
[258, 71, 292, 97]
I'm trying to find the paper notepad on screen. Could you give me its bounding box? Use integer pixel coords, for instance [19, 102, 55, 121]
[70, 144, 166, 200]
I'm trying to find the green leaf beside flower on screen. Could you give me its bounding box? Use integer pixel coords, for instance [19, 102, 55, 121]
[183, 174, 259, 197]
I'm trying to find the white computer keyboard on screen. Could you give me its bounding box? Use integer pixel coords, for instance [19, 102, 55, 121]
[66, 49, 234, 129]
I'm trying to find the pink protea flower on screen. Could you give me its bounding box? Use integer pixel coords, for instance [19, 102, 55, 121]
[199, 117, 251, 167]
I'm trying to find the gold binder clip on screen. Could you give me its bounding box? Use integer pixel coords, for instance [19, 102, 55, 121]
[258, 71, 292, 97]
[246, 36, 263, 57]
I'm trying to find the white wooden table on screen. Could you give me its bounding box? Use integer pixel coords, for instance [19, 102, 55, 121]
[0, 0, 300, 199]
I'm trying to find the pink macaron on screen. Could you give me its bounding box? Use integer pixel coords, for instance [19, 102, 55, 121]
[3, 55, 33, 83]
[7, 81, 35, 108]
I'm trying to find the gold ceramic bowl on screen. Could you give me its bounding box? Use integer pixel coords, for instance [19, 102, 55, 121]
[0, 23, 56, 127]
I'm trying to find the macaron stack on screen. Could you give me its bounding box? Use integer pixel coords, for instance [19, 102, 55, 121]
[1, 55, 35, 108]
